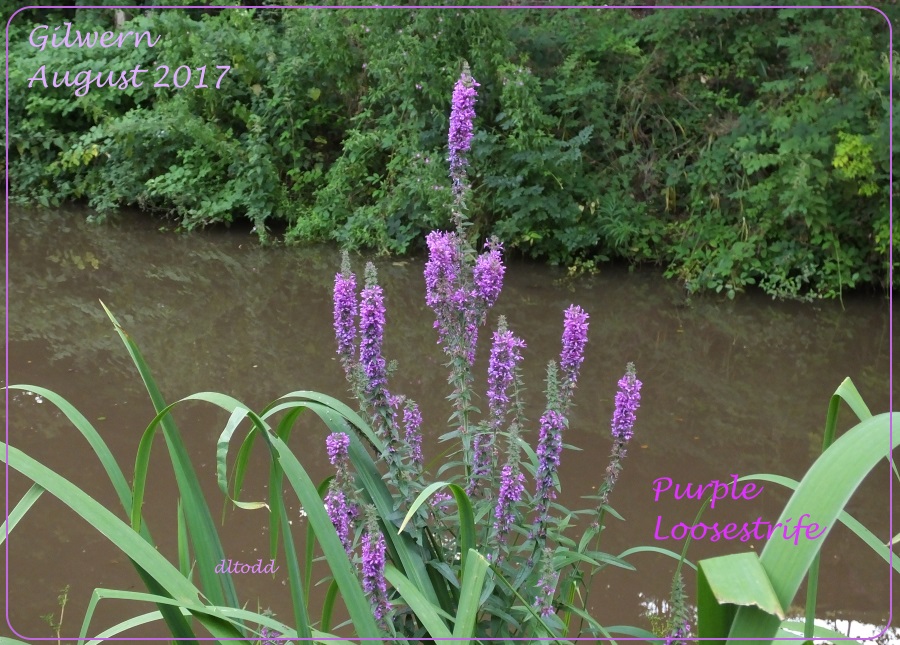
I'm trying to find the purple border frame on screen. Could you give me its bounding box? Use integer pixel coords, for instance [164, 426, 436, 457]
[4, 3, 894, 642]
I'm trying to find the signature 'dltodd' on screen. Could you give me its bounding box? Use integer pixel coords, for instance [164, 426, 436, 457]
[215, 558, 279, 574]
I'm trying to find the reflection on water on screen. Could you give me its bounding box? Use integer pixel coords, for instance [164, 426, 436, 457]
[3, 207, 894, 641]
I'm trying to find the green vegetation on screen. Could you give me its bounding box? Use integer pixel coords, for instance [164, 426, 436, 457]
[6, 5, 894, 299]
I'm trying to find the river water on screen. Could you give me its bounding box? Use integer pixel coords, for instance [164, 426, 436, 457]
[2, 207, 895, 642]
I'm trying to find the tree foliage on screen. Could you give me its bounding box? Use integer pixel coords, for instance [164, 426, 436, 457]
[6, 4, 894, 299]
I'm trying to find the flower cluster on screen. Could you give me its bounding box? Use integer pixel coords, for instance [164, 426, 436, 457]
[333, 252, 358, 377]
[492, 463, 525, 559]
[402, 399, 423, 470]
[361, 512, 391, 627]
[326, 432, 350, 468]
[259, 625, 289, 645]
[593, 363, 642, 528]
[611, 362, 642, 442]
[532, 408, 565, 538]
[470, 318, 526, 495]
[560, 305, 589, 392]
[324, 487, 354, 555]
[473, 239, 505, 310]
[448, 61, 479, 201]
[324, 432, 357, 556]
[359, 268, 388, 397]
[486, 318, 526, 426]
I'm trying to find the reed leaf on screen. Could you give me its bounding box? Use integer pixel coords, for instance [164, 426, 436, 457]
[726, 412, 898, 643]
[384, 564, 454, 638]
[0, 483, 43, 545]
[399, 481, 475, 572]
[452, 548, 489, 639]
[101, 303, 240, 611]
[1, 443, 243, 641]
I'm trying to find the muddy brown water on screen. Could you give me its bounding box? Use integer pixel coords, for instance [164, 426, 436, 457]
[2, 207, 895, 641]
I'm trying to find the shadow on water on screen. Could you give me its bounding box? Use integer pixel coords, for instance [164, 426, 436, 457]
[3, 207, 895, 641]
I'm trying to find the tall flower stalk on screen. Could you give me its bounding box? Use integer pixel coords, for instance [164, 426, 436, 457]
[424, 65, 504, 476]
[531, 308, 589, 548]
[593, 362, 642, 526]
[470, 316, 525, 497]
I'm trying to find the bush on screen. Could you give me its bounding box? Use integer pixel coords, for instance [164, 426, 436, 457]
[6, 5, 894, 299]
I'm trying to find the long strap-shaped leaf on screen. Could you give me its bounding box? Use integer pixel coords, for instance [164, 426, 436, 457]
[5, 385, 197, 641]
[727, 412, 898, 643]
[1, 443, 246, 642]
[742, 473, 899, 574]
[452, 549, 489, 639]
[101, 302, 240, 611]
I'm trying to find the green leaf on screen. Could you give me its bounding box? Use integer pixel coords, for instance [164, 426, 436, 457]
[699, 552, 785, 623]
[617, 545, 697, 571]
[1, 444, 212, 615]
[452, 549, 489, 639]
[0, 484, 44, 546]
[727, 412, 899, 642]
[100, 303, 240, 612]
[741, 473, 900, 574]
[399, 481, 474, 572]
[384, 564, 453, 638]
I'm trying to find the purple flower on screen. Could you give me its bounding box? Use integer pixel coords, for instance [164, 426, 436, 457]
[611, 363, 641, 443]
[493, 464, 525, 552]
[448, 64, 479, 183]
[402, 401, 423, 468]
[431, 490, 453, 514]
[325, 432, 350, 468]
[359, 266, 387, 396]
[259, 626, 289, 645]
[533, 409, 566, 536]
[665, 622, 691, 645]
[333, 261, 358, 373]
[486, 323, 526, 425]
[473, 240, 505, 309]
[560, 305, 589, 386]
[361, 524, 390, 625]
[424, 230, 460, 313]
[324, 487, 354, 555]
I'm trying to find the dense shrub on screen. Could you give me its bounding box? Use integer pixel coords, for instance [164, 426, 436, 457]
[6, 4, 895, 298]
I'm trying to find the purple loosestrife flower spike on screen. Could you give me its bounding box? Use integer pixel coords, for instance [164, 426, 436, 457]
[611, 362, 641, 443]
[560, 304, 589, 388]
[333, 253, 358, 376]
[533, 409, 565, 537]
[493, 463, 525, 555]
[361, 512, 391, 626]
[448, 63, 479, 189]
[424, 231, 459, 311]
[592, 363, 642, 529]
[324, 488, 354, 555]
[326, 432, 350, 468]
[359, 263, 387, 396]
[486, 319, 526, 425]
[473, 238, 505, 309]
[471, 318, 526, 495]
[402, 400, 423, 469]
